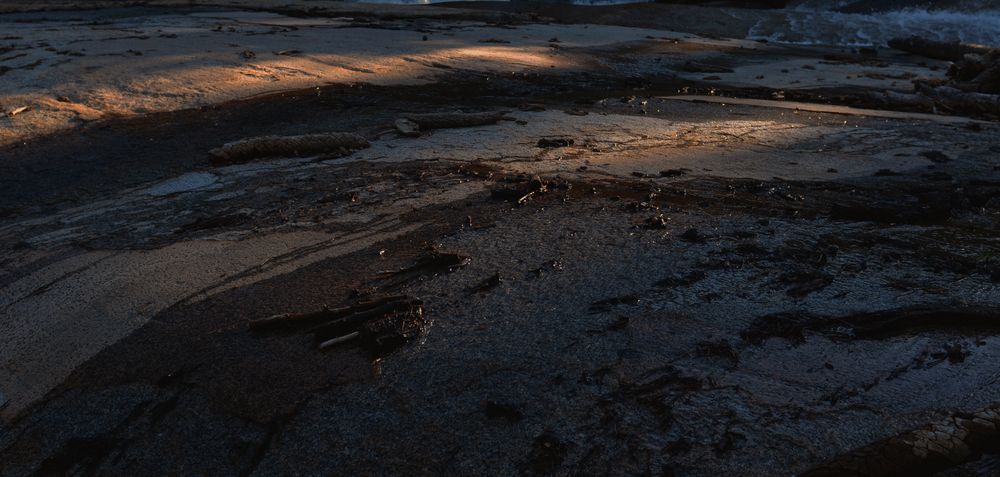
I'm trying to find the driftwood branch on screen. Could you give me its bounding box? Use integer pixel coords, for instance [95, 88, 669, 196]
[248, 294, 411, 331]
[250, 295, 426, 358]
[209, 132, 369, 164]
[915, 83, 1000, 116]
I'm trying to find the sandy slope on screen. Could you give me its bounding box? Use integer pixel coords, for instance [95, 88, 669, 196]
[1, 3, 999, 476]
[0, 3, 946, 147]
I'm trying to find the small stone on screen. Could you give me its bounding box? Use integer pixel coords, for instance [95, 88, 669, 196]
[395, 118, 420, 137]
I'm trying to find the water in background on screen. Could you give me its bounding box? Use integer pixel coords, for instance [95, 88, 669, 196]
[349, 0, 1000, 47]
[745, 0, 1000, 46]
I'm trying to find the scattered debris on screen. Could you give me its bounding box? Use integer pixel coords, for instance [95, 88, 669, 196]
[251, 295, 426, 358]
[659, 169, 687, 178]
[208, 132, 369, 164]
[643, 213, 669, 229]
[536, 138, 573, 148]
[529, 259, 564, 277]
[491, 175, 549, 206]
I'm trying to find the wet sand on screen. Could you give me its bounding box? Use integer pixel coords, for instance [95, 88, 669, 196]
[2, 2, 1000, 476]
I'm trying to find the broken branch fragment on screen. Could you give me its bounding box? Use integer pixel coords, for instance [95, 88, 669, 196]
[373, 249, 472, 290]
[208, 132, 369, 164]
[318, 331, 360, 349]
[249, 294, 412, 331]
[7, 105, 31, 117]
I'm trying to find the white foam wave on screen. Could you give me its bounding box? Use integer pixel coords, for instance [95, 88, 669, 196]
[745, 7, 1000, 46]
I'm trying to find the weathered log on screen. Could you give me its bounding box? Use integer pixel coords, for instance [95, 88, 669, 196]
[803, 403, 1000, 477]
[865, 90, 935, 111]
[948, 50, 1000, 94]
[888, 36, 993, 62]
[915, 83, 1000, 116]
[209, 132, 369, 164]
